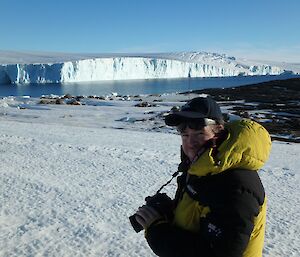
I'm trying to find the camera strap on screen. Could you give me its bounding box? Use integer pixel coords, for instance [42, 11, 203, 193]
[155, 134, 222, 196]
[155, 144, 211, 195]
[156, 171, 180, 194]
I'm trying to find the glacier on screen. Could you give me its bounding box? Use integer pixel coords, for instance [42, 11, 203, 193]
[0, 51, 297, 84]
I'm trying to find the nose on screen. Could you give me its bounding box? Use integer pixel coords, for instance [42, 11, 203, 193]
[187, 135, 199, 147]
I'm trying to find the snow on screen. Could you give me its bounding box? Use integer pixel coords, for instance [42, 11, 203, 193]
[0, 96, 299, 257]
[0, 51, 298, 84]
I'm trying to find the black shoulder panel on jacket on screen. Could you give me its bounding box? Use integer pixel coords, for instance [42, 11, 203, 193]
[186, 169, 265, 209]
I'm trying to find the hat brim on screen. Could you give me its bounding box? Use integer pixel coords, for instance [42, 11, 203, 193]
[165, 112, 206, 126]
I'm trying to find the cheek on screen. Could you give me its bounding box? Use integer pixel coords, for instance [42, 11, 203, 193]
[181, 140, 192, 157]
[181, 139, 187, 147]
[181, 142, 194, 161]
[181, 140, 189, 151]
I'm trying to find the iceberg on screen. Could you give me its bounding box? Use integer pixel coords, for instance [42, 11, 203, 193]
[0, 51, 296, 84]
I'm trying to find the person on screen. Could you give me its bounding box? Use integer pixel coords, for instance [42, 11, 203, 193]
[132, 96, 271, 257]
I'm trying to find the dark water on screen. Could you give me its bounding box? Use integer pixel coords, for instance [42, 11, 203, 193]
[0, 74, 298, 97]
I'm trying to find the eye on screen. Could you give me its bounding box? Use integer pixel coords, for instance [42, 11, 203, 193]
[180, 131, 191, 138]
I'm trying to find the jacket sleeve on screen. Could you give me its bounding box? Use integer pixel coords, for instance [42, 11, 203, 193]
[145, 170, 265, 257]
[201, 188, 262, 257]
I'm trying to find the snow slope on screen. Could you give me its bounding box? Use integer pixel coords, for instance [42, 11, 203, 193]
[0, 51, 296, 84]
[0, 96, 299, 257]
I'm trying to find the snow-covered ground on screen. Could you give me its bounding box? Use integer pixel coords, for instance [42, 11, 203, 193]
[0, 96, 299, 257]
[1, 51, 298, 85]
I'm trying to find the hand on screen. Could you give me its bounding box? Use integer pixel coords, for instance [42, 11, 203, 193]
[135, 205, 162, 229]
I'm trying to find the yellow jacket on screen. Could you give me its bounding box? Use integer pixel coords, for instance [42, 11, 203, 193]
[173, 119, 271, 257]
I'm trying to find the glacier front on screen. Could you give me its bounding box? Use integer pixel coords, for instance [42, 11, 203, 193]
[0, 51, 296, 84]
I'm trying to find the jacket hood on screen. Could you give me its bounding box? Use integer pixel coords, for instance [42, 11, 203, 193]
[189, 119, 272, 176]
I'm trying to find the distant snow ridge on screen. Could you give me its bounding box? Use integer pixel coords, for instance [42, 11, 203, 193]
[0, 52, 290, 84]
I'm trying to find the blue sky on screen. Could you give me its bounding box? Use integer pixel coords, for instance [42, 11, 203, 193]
[1, 0, 299, 62]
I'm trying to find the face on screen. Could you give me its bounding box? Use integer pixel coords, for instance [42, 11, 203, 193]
[180, 126, 216, 161]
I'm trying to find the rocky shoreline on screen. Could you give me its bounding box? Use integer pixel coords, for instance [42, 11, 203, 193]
[184, 78, 300, 143]
[36, 78, 300, 143]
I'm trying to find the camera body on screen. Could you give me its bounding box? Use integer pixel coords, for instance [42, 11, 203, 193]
[129, 193, 174, 233]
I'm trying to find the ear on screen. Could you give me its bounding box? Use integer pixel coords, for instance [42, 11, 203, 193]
[212, 124, 224, 134]
[216, 124, 224, 131]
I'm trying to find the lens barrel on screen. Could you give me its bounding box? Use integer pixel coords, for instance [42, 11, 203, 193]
[129, 214, 144, 233]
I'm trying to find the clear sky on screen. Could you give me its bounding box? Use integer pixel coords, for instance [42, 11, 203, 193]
[1, 0, 299, 62]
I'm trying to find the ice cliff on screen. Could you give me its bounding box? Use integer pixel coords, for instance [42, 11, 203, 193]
[0, 51, 294, 84]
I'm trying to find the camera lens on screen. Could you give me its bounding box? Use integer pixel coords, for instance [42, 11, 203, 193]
[129, 214, 144, 233]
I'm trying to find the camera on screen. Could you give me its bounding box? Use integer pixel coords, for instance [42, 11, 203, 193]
[129, 193, 174, 233]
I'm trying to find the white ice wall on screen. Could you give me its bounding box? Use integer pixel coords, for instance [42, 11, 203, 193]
[0, 56, 287, 84]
